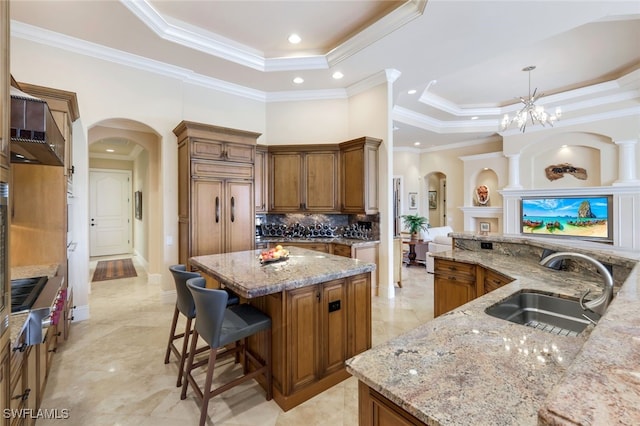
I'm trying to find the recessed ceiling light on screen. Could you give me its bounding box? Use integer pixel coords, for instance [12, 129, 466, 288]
[414, 142, 421, 146]
[293, 77, 304, 84]
[106, 148, 115, 153]
[408, 89, 417, 95]
[288, 34, 301, 44]
[332, 71, 344, 80]
[483, 167, 489, 170]
[471, 116, 479, 120]
[561, 144, 568, 148]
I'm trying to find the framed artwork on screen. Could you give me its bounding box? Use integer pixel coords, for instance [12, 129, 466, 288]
[479, 222, 490, 232]
[428, 191, 437, 209]
[408, 192, 417, 210]
[135, 190, 142, 220]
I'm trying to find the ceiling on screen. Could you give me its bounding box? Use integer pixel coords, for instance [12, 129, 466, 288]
[10, 0, 640, 155]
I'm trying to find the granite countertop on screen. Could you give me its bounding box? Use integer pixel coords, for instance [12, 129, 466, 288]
[257, 236, 379, 247]
[190, 246, 376, 298]
[11, 263, 59, 280]
[346, 235, 640, 425]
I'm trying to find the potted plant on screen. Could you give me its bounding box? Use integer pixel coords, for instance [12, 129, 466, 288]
[402, 214, 429, 240]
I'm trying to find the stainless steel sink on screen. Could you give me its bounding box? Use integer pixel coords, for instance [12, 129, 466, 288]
[485, 290, 601, 336]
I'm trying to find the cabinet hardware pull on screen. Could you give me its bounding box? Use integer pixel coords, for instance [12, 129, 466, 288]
[316, 292, 320, 302]
[48, 348, 57, 353]
[230, 196, 235, 222]
[215, 196, 220, 223]
[13, 343, 27, 352]
[13, 388, 31, 401]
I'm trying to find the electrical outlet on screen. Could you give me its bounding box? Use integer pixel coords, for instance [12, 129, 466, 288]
[481, 242, 493, 249]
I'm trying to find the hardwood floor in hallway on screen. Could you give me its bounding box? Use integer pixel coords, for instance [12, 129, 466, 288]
[39, 257, 434, 426]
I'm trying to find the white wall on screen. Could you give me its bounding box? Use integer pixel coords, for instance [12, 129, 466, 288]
[266, 99, 348, 144]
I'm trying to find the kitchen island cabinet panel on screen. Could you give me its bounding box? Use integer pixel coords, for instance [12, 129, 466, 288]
[287, 285, 320, 392]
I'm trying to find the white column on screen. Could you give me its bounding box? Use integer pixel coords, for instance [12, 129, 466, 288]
[505, 154, 523, 189]
[613, 140, 640, 186]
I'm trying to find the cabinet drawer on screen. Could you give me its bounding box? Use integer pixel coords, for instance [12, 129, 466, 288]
[483, 268, 513, 293]
[434, 259, 476, 281]
[193, 139, 224, 160]
[333, 244, 352, 257]
[192, 160, 253, 179]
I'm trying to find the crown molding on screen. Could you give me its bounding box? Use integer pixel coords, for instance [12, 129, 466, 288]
[459, 151, 505, 162]
[266, 89, 347, 103]
[11, 20, 267, 102]
[122, 0, 425, 72]
[326, 0, 427, 67]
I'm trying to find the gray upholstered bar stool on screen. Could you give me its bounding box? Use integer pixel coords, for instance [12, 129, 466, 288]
[182, 277, 272, 426]
[164, 265, 239, 387]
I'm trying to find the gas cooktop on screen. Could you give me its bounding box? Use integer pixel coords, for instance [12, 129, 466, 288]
[11, 276, 48, 313]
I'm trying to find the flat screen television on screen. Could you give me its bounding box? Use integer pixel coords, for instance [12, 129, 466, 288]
[520, 195, 613, 243]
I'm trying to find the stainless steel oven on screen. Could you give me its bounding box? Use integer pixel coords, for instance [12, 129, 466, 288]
[0, 180, 9, 336]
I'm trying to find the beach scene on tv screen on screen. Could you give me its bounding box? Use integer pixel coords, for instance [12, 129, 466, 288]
[521, 197, 609, 238]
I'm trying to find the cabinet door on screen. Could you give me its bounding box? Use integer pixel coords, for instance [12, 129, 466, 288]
[434, 276, 476, 317]
[333, 244, 352, 258]
[270, 152, 302, 212]
[287, 286, 319, 393]
[321, 279, 346, 376]
[224, 180, 254, 253]
[347, 273, 371, 357]
[192, 179, 224, 256]
[483, 268, 513, 294]
[255, 147, 268, 213]
[304, 151, 338, 212]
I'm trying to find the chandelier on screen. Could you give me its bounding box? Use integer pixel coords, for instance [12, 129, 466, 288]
[500, 66, 561, 133]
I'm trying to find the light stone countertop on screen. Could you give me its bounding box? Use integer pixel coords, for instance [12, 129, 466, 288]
[346, 234, 640, 426]
[190, 246, 376, 299]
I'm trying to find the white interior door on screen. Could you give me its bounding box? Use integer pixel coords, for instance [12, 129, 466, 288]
[89, 169, 132, 257]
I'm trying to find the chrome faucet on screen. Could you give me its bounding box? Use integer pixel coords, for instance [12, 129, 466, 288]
[540, 251, 614, 316]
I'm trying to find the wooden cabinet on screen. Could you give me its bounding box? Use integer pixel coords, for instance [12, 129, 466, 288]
[483, 268, 513, 293]
[268, 146, 339, 213]
[340, 137, 382, 214]
[358, 381, 426, 426]
[0, 0, 8, 169]
[1, 339, 9, 426]
[250, 272, 371, 411]
[433, 258, 477, 317]
[332, 244, 352, 257]
[255, 146, 268, 213]
[174, 121, 260, 267]
[9, 336, 37, 426]
[434, 258, 516, 317]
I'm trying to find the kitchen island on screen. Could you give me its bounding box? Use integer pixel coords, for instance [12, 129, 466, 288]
[346, 234, 640, 425]
[190, 246, 376, 411]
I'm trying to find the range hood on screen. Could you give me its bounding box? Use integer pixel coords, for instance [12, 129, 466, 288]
[10, 86, 65, 166]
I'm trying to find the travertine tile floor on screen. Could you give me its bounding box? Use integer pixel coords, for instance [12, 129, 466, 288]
[39, 256, 434, 425]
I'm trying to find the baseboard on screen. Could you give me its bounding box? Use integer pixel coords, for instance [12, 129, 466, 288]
[72, 304, 90, 322]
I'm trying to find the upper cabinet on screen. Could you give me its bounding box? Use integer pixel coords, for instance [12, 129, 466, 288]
[268, 145, 340, 213]
[340, 137, 382, 215]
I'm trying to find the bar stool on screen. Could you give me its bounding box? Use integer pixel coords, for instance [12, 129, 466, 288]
[182, 277, 272, 426]
[164, 265, 239, 387]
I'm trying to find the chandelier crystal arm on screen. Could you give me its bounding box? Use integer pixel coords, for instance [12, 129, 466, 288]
[499, 65, 561, 133]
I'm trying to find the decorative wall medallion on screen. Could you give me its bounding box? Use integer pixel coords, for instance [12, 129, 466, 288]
[545, 163, 587, 181]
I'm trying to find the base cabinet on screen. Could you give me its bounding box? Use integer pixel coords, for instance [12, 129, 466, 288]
[249, 272, 372, 412]
[358, 381, 426, 426]
[434, 258, 514, 317]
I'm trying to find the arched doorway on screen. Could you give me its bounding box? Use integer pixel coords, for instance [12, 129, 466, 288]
[87, 119, 162, 282]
